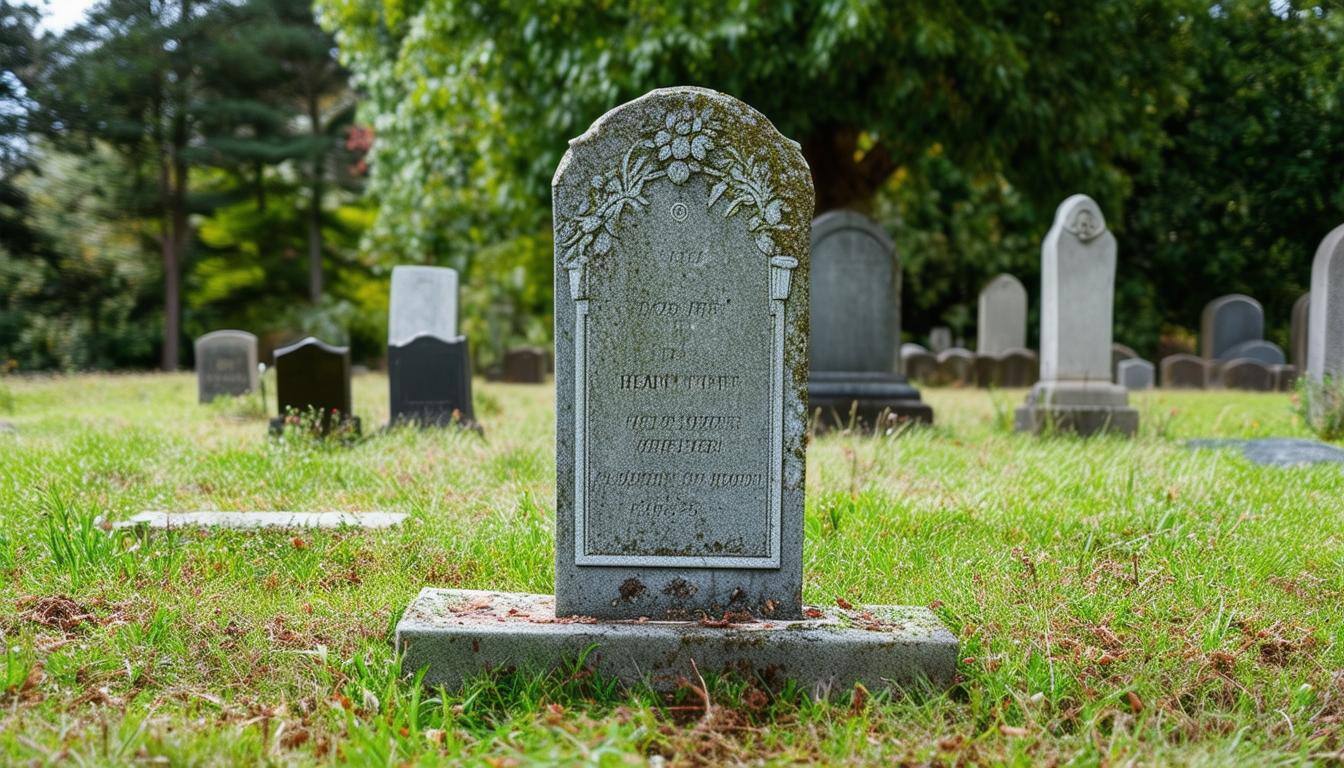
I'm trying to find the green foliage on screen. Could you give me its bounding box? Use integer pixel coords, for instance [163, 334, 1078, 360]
[1294, 374, 1344, 440]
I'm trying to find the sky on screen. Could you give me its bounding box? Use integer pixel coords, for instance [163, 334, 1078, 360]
[37, 0, 97, 34]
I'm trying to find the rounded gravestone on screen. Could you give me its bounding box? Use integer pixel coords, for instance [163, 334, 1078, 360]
[1201, 294, 1264, 360]
[1308, 224, 1344, 382]
[194, 330, 258, 403]
[976, 274, 1027, 356]
[1291, 293, 1310, 370]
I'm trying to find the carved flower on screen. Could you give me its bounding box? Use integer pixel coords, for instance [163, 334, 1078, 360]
[654, 107, 715, 185]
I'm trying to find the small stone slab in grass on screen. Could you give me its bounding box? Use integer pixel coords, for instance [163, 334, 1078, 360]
[111, 511, 407, 530]
[1186, 438, 1344, 466]
[396, 589, 958, 698]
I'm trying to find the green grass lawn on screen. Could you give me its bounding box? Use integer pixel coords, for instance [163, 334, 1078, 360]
[1, 372, 1341, 765]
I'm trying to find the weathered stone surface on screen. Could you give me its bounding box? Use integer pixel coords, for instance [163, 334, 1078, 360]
[553, 87, 812, 619]
[1117, 358, 1155, 390]
[1222, 339, 1285, 366]
[1271, 364, 1298, 392]
[901, 349, 937, 383]
[1201, 294, 1264, 360]
[999, 348, 1038, 387]
[1017, 195, 1136, 436]
[929, 327, 952, 354]
[195, 330, 258, 403]
[977, 274, 1028, 355]
[807, 210, 930, 427]
[389, 265, 458, 346]
[501, 347, 548, 383]
[270, 337, 358, 434]
[1187, 438, 1344, 467]
[1308, 223, 1344, 382]
[1160, 353, 1208, 389]
[974, 355, 1002, 387]
[112, 511, 406, 530]
[1219, 358, 1275, 391]
[389, 335, 476, 428]
[935, 348, 976, 387]
[1291, 293, 1310, 370]
[396, 589, 957, 697]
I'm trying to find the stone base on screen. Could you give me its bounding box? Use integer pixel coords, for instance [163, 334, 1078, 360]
[396, 589, 958, 698]
[808, 372, 934, 429]
[1015, 381, 1137, 436]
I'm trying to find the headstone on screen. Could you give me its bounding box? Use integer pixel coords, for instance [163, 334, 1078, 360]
[195, 330, 259, 403]
[976, 274, 1028, 355]
[1201, 294, 1264, 360]
[807, 210, 931, 426]
[1187, 437, 1344, 466]
[1219, 358, 1274, 391]
[1270, 364, 1298, 392]
[270, 337, 359, 434]
[1016, 195, 1137, 435]
[501, 347, 547, 383]
[395, 87, 956, 695]
[974, 354, 1003, 387]
[929, 326, 952, 354]
[1111, 343, 1139, 381]
[1291, 293, 1310, 370]
[1221, 339, 1285, 366]
[1160, 354, 1209, 389]
[389, 335, 476, 428]
[935, 348, 976, 387]
[1117, 358, 1155, 390]
[1308, 224, 1344, 382]
[900, 342, 928, 358]
[388, 266, 458, 346]
[902, 349, 938, 383]
[999, 349, 1038, 387]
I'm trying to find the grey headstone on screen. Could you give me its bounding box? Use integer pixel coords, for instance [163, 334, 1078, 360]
[1160, 353, 1208, 389]
[1016, 195, 1136, 435]
[388, 265, 458, 346]
[900, 342, 928, 358]
[809, 210, 899, 373]
[1219, 358, 1275, 391]
[929, 327, 952, 354]
[1111, 343, 1138, 381]
[1117, 358, 1155, 390]
[1201, 294, 1264, 360]
[1291, 293, 1310, 370]
[976, 274, 1027, 355]
[553, 86, 812, 619]
[1221, 339, 1285, 366]
[935, 348, 976, 387]
[195, 330, 259, 403]
[389, 335, 475, 428]
[902, 349, 937, 383]
[1308, 224, 1344, 382]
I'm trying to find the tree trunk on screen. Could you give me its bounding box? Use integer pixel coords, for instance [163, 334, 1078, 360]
[306, 94, 324, 304]
[161, 138, 188, 371]
[800, 126, 901, 214]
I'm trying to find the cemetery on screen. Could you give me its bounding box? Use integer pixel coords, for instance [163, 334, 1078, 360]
[2, 1, 1344, 765]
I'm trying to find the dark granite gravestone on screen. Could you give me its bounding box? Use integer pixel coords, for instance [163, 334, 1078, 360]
[807, 210, 930, 426]
[974, 354, 1003, 387]
[1187, 438, 1344, 466]
[501, 347, 547, 383]
[999, 349, 1039, 387]
[270, 337, 359, 435]
[936, 348, 976, 386]
[1201, 294, 1263, 360]
[195, 330, 259, 403]
[902, 349, 938, 383]
[1219, 358, 1275, 391]
[388, 335, 475, 428]
[1160, 354, 1209, 389]
[1222, 339, 1285, 366]
[393, 86, 956, 696]
[1291, 293, 1310, 370]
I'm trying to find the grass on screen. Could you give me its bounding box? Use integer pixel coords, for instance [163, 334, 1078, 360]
[0, 372, 1341, 765]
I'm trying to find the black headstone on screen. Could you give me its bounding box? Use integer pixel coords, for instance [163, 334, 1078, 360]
[270, 337, 358, 434]
[389, 335, 476, 428]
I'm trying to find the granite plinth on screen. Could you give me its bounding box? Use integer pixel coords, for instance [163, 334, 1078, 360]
[110, 511, 406, 530]
[396, 589, 958, 697]
[807, 372, 933, 427]
[1014, 381, 1138, 436]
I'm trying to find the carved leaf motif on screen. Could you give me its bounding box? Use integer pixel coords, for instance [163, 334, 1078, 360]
[707, 181, 728, 209]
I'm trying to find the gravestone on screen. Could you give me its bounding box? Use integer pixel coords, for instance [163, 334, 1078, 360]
[389, 335, 476, 428]
[1188, 438, 1344, 466]
[1222, 339, 1285, 366]
[1160, 354, 1209, 389]
[1111, 343, 1139, 382]
[1271, 364, 1298, 392]
[501, 347, 548, 383]
[195, 330, 259, 403]
[1220, 358, 1274, 391]
[1291, 293, 1310, 370]
[901, 342, 928, 358]
[976, 274, 1027, 355]
[936, 348, 976, 386]
[902, 349, 938, 383]
[974, 355, 1003, 387]
[389, 266, 458, 346]
[929, 326, 952, 354]
[270, 337, 359, 434]
[1117, 358, 1155, 390]
[1308, 224, 1344, 382]
[1016, 195, 1137, 435]
[999, 349, 1038, 387]
[1201, 294, 1263, 360]
[807, 210, 931, 426]
[395, 86, 955, 695]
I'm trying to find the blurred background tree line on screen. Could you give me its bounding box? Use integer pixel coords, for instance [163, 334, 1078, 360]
[1, 0, 1342, 370]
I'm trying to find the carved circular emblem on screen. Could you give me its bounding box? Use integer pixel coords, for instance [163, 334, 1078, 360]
[669, 202, 689, 222]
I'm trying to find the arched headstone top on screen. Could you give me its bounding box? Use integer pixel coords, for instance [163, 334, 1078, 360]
[274, 336, 349, 358]
[983, 273, 1025, 294]
[1307, 223, 1344, 380]
[811, 209, 894, 254]
[1055, 194, 1107, 243]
